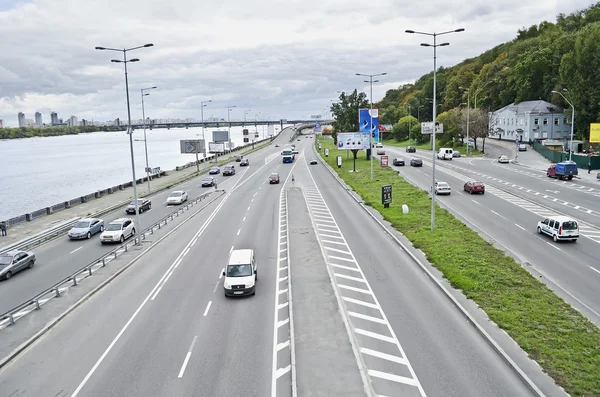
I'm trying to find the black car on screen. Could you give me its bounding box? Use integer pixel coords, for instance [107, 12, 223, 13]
[410, 158, 423, 167]
[240, 158, 249, 166]
[209, 167, 220, 175]
[201, 176, 216, 187]
[406, 146, 416, 153]
[126, 198, 151, 214]
[223, 165, 236, 176]
[309, 158, 318, 165]
[392, 158, 405, 166]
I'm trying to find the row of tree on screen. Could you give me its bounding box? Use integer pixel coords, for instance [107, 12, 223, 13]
[0, 125, 124, 140]
[350, 2, 600, 144]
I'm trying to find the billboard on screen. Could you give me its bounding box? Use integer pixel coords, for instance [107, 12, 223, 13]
[590, 123, 600, 143]
[180, 139, 205, 154]
[359, 108, 379, 142]
[420, 122, 443, 134]
[209, 142, 225, 153]
[380, 156, 389, 168]
[314, 121, 322, 133]
[336, 132, 371, 150]
[212, 130, 229, 143]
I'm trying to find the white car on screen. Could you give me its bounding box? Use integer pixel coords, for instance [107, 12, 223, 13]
[167, 190, 188, 205]
[433, 181, 452, 195]
[100, 218, 136, 244]
[498, 155, 510, 164]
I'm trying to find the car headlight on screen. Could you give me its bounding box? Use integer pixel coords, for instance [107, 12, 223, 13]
[224, 281, 231, 289]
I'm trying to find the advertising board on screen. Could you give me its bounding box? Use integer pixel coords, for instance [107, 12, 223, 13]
[382, 185, 392, 208]
[212, 130, 229, 143]
[380, 156, 388, 168]
[421, 122, 443, 135]
[336, 132, 371, 150]
[208, 142, 225, 153]
[179, 139, 205, 154]
[359, 108, 379, 141]
[590, 123, 600, 143]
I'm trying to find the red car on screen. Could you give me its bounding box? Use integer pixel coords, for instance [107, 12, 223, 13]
[269, 173, 280, 184]
[464, 181, 485, 194]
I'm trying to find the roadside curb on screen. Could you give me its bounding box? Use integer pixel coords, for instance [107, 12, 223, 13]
[0, 191, 225, 371]
[312, 141, 548, 397]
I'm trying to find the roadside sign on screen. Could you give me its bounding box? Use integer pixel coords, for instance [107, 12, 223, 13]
[421, 122, 443, 134]
[380, 155, 389, 168]
[382, 185, 392, 208]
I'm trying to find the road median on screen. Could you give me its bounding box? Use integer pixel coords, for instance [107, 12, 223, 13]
[316, 137, 600, 397]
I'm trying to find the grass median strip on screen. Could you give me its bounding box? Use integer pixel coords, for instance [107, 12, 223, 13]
[316, 137, 600, 397]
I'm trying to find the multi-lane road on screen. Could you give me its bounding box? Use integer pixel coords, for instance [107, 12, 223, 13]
[0, 132, 569, 396]
[383, 142, 600, 325]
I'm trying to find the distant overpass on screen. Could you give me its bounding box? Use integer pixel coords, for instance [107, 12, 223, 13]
[129, 119, 333, 130]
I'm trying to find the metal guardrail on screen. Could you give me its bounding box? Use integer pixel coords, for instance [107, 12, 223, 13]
[0, 217, 82, 255]
[0, 190, 224, 330]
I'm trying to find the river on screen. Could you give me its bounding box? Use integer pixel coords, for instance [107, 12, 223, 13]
[0, 124, 287, 220]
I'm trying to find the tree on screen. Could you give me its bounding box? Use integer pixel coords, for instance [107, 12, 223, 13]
[467, 108, 492, 152]
[391, 115, 418, 142]
[436, 109, 462, 145]
[330, 89, 369, 142]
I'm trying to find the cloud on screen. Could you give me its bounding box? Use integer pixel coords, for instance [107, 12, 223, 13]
[0, 0, 592, 126]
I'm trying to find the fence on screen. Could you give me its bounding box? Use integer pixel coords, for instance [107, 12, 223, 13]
[533, 141, 600, 170]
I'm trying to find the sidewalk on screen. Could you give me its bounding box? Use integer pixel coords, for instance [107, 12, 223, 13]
[0, 140, 270, 248]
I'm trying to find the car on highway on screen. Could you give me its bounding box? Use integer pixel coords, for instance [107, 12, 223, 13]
[410, 158, 423, 167]
[223, 165, 236, 176]
[201, 176, 216, 187]
[100, 218, 135, 244]
[126, 198, 151, 214]
[240, 158, 249, 166]
[297, 139, 301, 142]
[437, 148, 454, 160]
[392, 158, 405, 166]
[269, 173, 280, 184]
[376, 148, 385, 155]
[453, 151, 461, 158]
[68, 218, 105, 240]
[235, 155, 243, 162]
[498, 155, 510, 164]
[518, 143, 528, 151]
[209, 166, 220, 175]
[275, 144, 280, 147]
[406, 146, 416, 153]
[537, 216, 579, 242]
[223, 249, 257, 297]
[309, 158, 318, 165]
[0, 250, 36, 280]
[433, 181, 452, 195]
[463, 181, 485, 194]
[166, 190, 188, 205]
[292, 149, 299, 154]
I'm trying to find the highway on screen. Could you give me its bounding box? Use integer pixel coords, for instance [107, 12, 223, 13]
[0, 127, 296, 314]
[383, 144, 600, 324]
[0, 133, 563, 397]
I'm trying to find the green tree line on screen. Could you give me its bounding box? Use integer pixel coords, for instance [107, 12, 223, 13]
[0, 125, 124, 140]
[369, 2, 600, 144]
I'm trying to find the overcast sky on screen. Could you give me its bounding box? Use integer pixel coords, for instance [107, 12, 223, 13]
[0, 0, 592, 127]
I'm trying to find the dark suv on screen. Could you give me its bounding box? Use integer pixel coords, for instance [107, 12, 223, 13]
[392, 158, 405, 166]
[406, 146, 416, 153]
[223, 165, 236, 176]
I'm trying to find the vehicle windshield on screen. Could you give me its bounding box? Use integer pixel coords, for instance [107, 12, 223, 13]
[211, 167, 219, 171]
[473, 182, 484, 187]
[562, 221, 578, 230]
[202, 177, 213, 182]
[226, 264, 253, 277]
[0, 255, 13, 265]
[169, 192, 182, 197]
[130, 200, 144, 205]
[106, 223, 123, 231]
[270, 174, 278, 178]
[73, 221, 90, 228]
[438, 183, 449, 188]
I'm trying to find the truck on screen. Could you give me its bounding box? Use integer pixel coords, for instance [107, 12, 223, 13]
[547, 161, 578, 180]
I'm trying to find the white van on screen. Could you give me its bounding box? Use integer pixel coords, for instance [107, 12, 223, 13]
[437, 148, 454, 160]
[223, 249, 257, 296]
[536, 216, 579, 242]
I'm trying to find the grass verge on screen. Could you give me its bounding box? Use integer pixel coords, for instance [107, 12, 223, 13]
[383, 138, 483, 156]
[316, 137, 600, 397]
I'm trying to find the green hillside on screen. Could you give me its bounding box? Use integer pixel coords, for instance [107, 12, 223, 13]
[376, 2, 600, 146]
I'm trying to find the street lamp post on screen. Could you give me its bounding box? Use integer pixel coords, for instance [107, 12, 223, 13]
[459, 86, 470, 156]
[244, 109, 251, 125]
[552, 89, 575, 161]
[201, 100, 212, 167]
[96, 43, 154, 245]
[407, 105, 412, 145]
[356, 72, 387, 180]
[406, 27, 464, 231]
[141, 86, 157, 191]
[228, 106, 236, 150]
[417, 105, 424, 122]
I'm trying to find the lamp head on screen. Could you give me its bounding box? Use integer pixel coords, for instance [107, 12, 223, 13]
[130, 58, 140, 62]
[95, 46, 106, 50]
[440, 42, 450, 46]
[455, 28, 465, 32]
[111, 59, 121, 63]
[144, 43, 154, 48]
[405, 30, 415, 34]
[420, 43, 430, 47]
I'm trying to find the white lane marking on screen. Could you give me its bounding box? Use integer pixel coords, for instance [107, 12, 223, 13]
[203, 301, 212, 317]
[589, 266, 600, 276]
[335, 273, 367, 283]
[190, 239, 197, 247]
[330, 263, 361, 273]
[368, 370, 419, 386]
[322, 239, 347, 245]
[254, 192, 258, 197]
[471, 199, 481, 205]
[328, 255, 356, 263]
[243, 216, 246, 222]
[213, 281, 219, 293]
[546, 242, 562, 251]
[177, 335, 198, 378]
[275, 365, 291, 379]
[277, 318, 290, 327]
[324, 246, 352, 255]
[338, 284, 372, 295]
[349, 311, 387, 325]
[173, 258, 183, 269]
[343, 296, 379, 309]
[247, 206, 251, 211]
[70, 246, 83, 254]
[230, 245, 234, 253]
[490, 210, 508, 220]
[237, 229, 241, 236]
[355, 328, 396, 344]
[70, 172, 245, 397]
[320, 233, 343, 239]
[361, 348, 408, 365]
[182, 248, 190, 257]
[277, 340, 290, 351]
[251, 198, 255, 203]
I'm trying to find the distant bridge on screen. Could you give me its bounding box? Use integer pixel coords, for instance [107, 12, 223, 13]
[129, 119, 333, 130]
